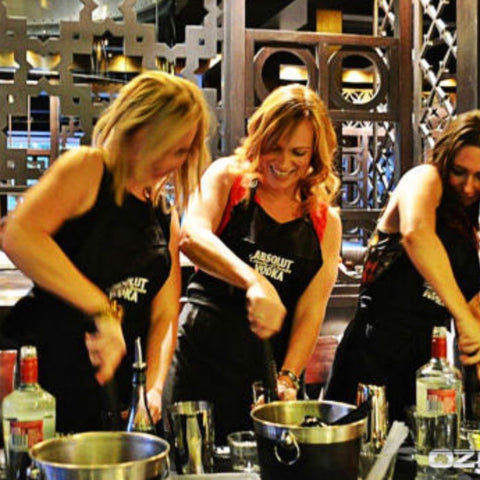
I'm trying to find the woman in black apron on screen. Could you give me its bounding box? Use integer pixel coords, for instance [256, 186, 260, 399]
[0, 71, 212, 433]
[163, 84, 342, 443]
[325, 110, 480, 421]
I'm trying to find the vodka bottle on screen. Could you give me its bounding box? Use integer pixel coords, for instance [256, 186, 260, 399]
[2, 345, 56, 480]
[126, 337, 156, 434]
[415, 326, 462, 472]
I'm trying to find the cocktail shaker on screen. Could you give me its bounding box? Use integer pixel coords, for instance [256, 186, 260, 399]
[357, 383, 388, 452]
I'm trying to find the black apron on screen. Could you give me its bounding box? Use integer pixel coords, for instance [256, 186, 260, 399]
[0, 167, 171, 433]
[325, 212, 480, 421]
[164, 179, 324, 443]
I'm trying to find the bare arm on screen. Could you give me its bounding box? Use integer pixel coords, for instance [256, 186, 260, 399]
[3, 148, 126, 383]
[277, 208, 342, 399]
[3, 147, 111, 314]
[145, 211, 181, 422]
[397, 165, 480, 358]
[179, 157, 286, 338]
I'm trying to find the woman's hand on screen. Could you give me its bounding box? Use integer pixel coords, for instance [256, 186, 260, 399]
[246, 275, 286, 339]
[147, 388, 163, 423]
[457, 295, 480, 379]
[456, 312, 480, 368]
[85, 313, 126, 384]
[250, 380, 296, 408]
[277, 379, 297, 401]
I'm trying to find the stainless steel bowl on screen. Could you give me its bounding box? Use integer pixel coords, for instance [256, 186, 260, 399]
[30, 431, 170, 480]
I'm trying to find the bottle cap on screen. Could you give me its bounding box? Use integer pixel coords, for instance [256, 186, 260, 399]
[20, 345, 38, 384]
[431, 326, 447, 359]
[20, 345, 37, 359]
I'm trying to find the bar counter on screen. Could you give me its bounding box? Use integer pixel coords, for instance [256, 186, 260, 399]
[2, 445, 480, 479]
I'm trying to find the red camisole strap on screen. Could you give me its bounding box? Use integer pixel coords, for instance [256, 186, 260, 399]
[310, 201, 329, 242]
[217, 175, 248, 236]
[218, 175, 329, 242]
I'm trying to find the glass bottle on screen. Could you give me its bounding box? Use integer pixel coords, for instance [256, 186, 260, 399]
[415, 326, 462, 472]
[2, 345, 56, 480]
[126, 337, 156, 434]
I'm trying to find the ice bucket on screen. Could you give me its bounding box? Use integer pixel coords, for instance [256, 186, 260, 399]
[29, 431, 170, 480]
[251, 400, 366, 480]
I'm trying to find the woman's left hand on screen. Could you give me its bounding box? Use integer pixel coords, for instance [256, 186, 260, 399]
[146, 388, 162, 423]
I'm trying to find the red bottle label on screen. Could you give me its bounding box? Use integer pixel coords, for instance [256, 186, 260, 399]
[8, 420, 44, 449]
[426, 388, 456, 414]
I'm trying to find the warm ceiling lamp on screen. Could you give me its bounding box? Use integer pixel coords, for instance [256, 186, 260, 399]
[279, 65, 307, 81]
[342, 69, 374, 84]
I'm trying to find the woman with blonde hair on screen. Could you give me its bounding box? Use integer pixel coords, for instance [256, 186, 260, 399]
[164, 83, 342, 442]
[0, 71, 211, 433]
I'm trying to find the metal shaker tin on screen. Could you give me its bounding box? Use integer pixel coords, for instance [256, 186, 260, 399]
[357, 383, 389, 452]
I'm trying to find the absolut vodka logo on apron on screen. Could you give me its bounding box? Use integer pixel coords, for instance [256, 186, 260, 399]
[422, 281, 445, 307]
[109, 277, 149, 303]
[249, 250, 294, 281]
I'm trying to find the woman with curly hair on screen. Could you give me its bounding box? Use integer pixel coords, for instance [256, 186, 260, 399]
[326, 110, 480, 421]
[163, 83, 342, 442]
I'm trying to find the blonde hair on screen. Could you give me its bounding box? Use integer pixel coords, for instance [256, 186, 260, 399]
[234, 84, 340, 213]
[92, 71, 211, 212]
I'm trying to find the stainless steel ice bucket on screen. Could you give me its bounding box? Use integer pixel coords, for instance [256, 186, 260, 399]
[251, 400, 366, 480]
[29, 431, 170, 480]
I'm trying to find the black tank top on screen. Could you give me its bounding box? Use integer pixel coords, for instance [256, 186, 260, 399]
[1, 165, 172, 417]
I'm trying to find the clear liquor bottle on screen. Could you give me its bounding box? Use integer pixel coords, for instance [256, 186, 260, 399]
[2, 345, 56, 480]
[126, 337, 156, 434]
[415, 326, 462, 472]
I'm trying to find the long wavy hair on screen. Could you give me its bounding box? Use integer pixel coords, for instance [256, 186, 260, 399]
[92, 71, 212, 212]
[234, 84, 340, 214]
[428, 110, 480, 243]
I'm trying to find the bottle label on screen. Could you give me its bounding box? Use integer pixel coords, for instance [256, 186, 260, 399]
[8, 420, 44, 450]
[426, 388, 457, 414]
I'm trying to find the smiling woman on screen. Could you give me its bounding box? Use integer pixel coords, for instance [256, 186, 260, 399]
[325, 110, 480, 422]
[447, 146, 480, 206]
[162, 83, 342, 443]
[259, 118, 314, 209]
